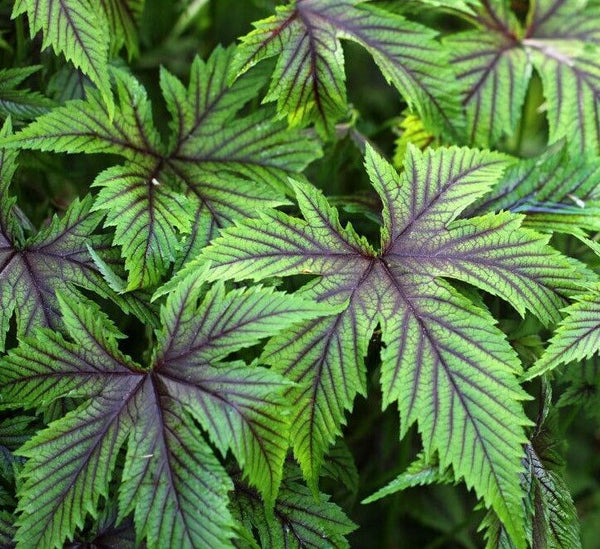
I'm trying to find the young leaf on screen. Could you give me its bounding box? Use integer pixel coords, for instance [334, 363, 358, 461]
[0, 279, 333, 549]
[362, 453, 454, 504]
[2, 46, 320, 289]
[12, 0, 113, 112]
[448, 0, 600, 152]
[234, 0, 463, 137]
[196, 144, 583, 546]
[525, 287, 600, 380]
[231, 467, 356, 549]
[393, 111, 437, 169]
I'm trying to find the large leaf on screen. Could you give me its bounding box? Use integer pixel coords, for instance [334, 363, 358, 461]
[234, 0, 463, 137]
[0, 120, 153, 349]
[2, 46, 320, 289]
[193, 144, 584, 547]
[12, 0, 113, 111]
[448, 0, 600, 152]
[0, 277, 332, 548]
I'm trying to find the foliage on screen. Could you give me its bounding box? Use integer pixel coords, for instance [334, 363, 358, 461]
[0, 0, 598, 548]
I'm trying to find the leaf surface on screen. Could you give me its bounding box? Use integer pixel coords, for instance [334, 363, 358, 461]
[0, 278, 332, 548]
[195, 144, 583, 546]
[13, 0, 113, 110]
[448, 0, 600, 152]
[0, 120, 153, 348]
[234, 0, 463, 136]
[2, 46, 319, 288]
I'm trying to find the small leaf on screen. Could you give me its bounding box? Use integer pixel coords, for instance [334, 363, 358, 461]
[231, 467, 356, 549]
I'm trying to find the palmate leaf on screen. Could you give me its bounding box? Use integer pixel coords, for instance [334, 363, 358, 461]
[0, 120, 154, 349]
[393, 110, 437, 169]
[195, 144, 584, 547]
[12, 0, 113, 112]
[0, 276, 333, 549]
[2, 46, 319, 289]
[233, 0, 463, 137]
[231, 467, 356, 549]
[0, 66, 55, 120]
[448, 0, 600, 152]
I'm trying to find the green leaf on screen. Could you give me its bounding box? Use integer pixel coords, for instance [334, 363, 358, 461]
[526, 444, 582, 549]
[230, 467, 356, 549]
[469, 144, 600, 237]
[525, 287, 600, 380]
[12, 0, 113, 113]
[362, 453, 454, 504]
[0, 119, 155, 348]
[448, 0, 600, 152]
[98, 0, 144, 57]
[234, 0, 463, 137]
[0, 66, 55, 120]
[393, 110, 437, 169]
[92, 161, 193, 290]
[445, 2, 529, 147]
[481, 442, 582, 549]
[0, 510, 16, 548]
[195, 144, 583, 547]
[525, 0, 600, 154]
[2, 46, 319, 289]
[0, 280, 332, 548]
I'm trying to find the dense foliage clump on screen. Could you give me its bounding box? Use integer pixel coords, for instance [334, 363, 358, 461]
[0, 1, 599, 547]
